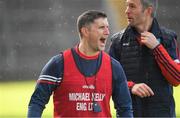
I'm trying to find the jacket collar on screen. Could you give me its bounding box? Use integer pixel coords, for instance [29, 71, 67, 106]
[124, 18, 162, 39]
[149, 18, 162, 39]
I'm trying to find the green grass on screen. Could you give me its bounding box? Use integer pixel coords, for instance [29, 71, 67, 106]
[0, 81, 179, 117]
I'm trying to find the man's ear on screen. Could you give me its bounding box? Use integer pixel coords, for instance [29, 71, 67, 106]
[81, 27, 89, 37]
[147, 6, 153, 16]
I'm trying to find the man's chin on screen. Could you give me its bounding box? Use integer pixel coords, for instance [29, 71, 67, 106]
[127, 21, 133, 25]
[129, 23, 136, 27]
[99, 47, 105, 51]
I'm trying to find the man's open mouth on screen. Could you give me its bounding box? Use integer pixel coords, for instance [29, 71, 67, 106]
[100, 38, 106, 43]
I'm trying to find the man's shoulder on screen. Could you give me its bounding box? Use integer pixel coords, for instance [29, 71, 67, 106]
[160, 26, 177, 39]
[42, 54, 63, 71]
[48, 53, 63, 65]
[110, 56, 121, 65]
[111, 29, 126, 42]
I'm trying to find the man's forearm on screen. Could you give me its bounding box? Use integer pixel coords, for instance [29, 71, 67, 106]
[28, 104, 44, 117]
[153, 44, 180, 86]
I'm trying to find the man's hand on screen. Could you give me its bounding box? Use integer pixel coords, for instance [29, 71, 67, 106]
[131, 83, 154, 98]
[141, 31, 160, 49]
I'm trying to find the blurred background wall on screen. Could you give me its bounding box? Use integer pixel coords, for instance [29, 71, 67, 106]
[0, 0, 180, 81]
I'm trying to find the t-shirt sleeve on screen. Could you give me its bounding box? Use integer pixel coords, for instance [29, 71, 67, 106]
[111, 57, 133, 117]
[28, 54, 63, 117]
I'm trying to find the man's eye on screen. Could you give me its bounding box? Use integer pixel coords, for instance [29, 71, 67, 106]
[99, 26, 105, 29]
[129, 4, 136, 8]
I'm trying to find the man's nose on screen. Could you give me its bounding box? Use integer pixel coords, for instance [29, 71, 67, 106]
[104, 27, 110, 35]
[125, 6, 130, 14]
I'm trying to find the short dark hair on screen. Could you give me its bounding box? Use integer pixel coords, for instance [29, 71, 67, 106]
[77, 10, 107, 37]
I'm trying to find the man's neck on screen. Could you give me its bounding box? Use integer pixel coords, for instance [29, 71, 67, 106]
[78, 43, 99, 57]
[136, 18, 153, 33]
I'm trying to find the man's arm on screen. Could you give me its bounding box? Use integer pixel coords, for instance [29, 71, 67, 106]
[28, 54, 63, 117]
[141, 31, 180, 86]
[109, 32, 135, 89]
[28, 83, 57, 117]
[111, 58, 133, 117]
[153, 44, 180, 86]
